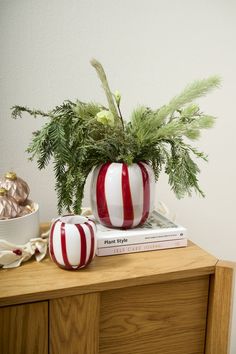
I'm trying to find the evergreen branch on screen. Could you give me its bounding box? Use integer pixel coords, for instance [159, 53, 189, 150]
[26, 123, 53, 168]
[54, 160, 67, 214]
[164, 139, 205, 198]
[11, 105, 53, 119]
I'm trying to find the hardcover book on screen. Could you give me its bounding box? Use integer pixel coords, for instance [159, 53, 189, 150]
[96, 238, 188, 256]
[95, 210, 187, 256]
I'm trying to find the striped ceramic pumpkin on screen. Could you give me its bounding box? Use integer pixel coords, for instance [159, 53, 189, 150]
[49, 215, 96, 270]
[90, 162, 155, 229]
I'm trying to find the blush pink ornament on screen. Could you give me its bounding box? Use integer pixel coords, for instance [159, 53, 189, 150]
[49, 215, 96, 270]
[90, 162, 155, 229]
[0, 172, 30, 205]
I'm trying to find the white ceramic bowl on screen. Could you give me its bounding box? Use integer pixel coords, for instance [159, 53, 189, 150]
[0, 202, 40, 245]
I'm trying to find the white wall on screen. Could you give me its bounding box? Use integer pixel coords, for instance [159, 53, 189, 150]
[1, 0, 235, 351]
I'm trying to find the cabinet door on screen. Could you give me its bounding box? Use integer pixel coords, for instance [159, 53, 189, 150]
[0, 301, 48, 354]
[50, 293, 100, 354]
[99, 276, 210, 354]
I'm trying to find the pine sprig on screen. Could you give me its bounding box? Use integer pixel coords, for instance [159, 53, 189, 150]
[164, 139, 205, 198]
[11, 105, 53, 119]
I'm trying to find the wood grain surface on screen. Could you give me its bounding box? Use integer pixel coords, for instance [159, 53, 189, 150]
[99, 276, 209, 354]
[205, 260, 235, 354]
[0, 223, 217, 307]
[50, 293, 100, 354]
[1, 224, 235, 354]
[0, 301, 48, 354]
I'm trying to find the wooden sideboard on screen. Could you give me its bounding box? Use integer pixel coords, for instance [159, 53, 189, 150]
[0, 224, 235, 354]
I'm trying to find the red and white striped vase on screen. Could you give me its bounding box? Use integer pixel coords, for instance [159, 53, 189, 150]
[90, 162, 155, 229]
[49, 215, 96, 270]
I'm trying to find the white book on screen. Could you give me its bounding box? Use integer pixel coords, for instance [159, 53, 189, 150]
[96, 238, 188, 256]
[95, 210, 187, 249]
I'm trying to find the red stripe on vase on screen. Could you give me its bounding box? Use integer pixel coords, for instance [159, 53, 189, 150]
[49, 220, 60, 265]
[75, 224, 87, 268]
[122, 164, 134, 228]
[138, 162, 150, 225]
[60, 223, 72, 269]
[85, 222, 95, 264]
[96, 162, 112, 227]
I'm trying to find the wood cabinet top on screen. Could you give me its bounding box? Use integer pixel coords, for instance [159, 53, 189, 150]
[0, 224, 217, 307]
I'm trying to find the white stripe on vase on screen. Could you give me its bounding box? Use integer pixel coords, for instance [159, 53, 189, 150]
[144, 163, 155, 214]
[105, 163, 124, 227]
[90, 221, 97, 258]
[82, 223, 92, 263]
[64, 223, 81, 266]
[90, 166, 100, 222]
[53, 221, 65, 266]
[128, 164, 144, 227]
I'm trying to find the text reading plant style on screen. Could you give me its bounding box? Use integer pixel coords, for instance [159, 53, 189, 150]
[12, 59, 220, 223]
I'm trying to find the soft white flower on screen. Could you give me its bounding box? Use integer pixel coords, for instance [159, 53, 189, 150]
[96, 110, 114, 126]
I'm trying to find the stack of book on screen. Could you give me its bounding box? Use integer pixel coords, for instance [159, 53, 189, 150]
[95, 210, 187, 256]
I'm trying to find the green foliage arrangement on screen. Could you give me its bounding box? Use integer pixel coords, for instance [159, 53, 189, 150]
[11, 59, 220, 214]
